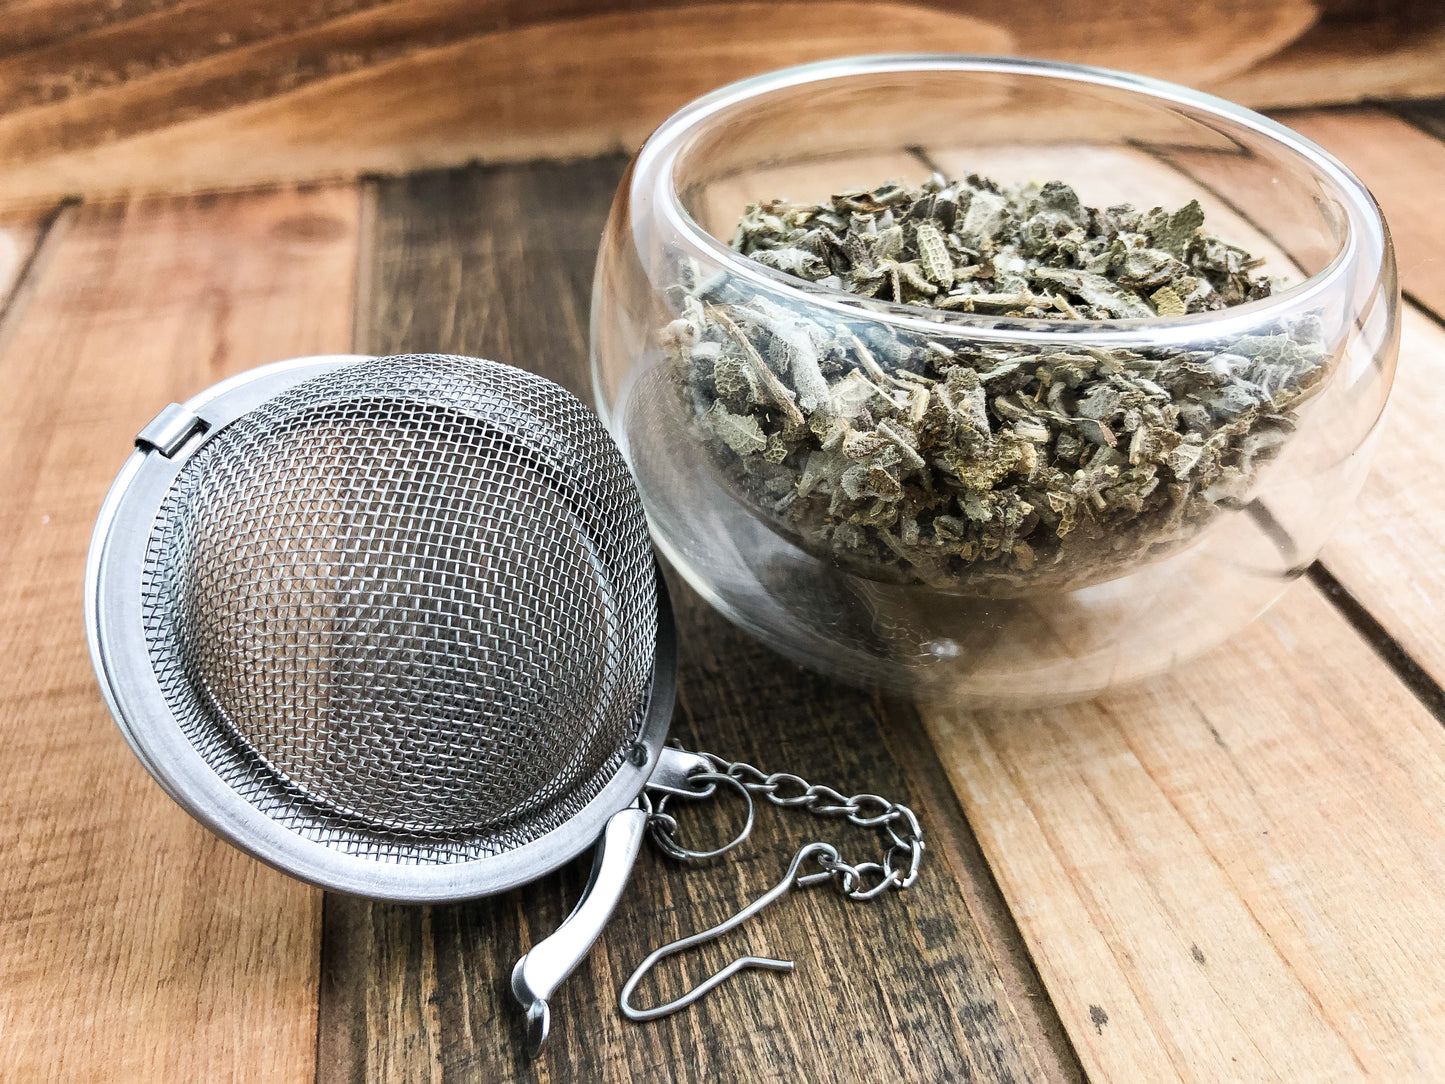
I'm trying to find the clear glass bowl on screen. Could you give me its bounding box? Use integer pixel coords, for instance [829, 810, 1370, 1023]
[591, 55, 1398, 707]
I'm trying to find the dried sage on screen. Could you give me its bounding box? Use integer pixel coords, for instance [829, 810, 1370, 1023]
[662, 174, 1328, 593]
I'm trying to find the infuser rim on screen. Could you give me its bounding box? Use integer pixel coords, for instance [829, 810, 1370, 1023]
[83, 354, 676, 903]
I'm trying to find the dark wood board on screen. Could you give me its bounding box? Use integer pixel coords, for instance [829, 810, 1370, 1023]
[317, 157, 1084, 1083]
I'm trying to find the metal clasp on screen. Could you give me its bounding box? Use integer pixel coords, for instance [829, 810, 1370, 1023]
[135, 403, 208, 458]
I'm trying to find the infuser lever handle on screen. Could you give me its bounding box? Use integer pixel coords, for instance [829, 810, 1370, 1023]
[510, 806, 648, 1057]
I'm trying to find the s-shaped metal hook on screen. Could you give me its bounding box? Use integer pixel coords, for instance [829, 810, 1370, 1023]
[618, 841, 839, 1021]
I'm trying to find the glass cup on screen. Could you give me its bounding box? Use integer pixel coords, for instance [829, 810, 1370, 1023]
[592, 55, 1398, 706]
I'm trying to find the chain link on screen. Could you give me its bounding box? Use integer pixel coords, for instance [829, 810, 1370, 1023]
[649, 750, 925, 902]
[622, 748, 928, 1022]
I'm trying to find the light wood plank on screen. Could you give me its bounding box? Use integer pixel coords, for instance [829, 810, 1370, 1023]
[926, 579, 1445, 1081]
[1213, 20, 1445, 109]
[1160, 109, 1445, 690]
[1280, 109, 1445, 317]
[0, 184, 361, 1081]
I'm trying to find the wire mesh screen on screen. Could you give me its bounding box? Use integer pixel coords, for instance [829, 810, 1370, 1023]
[139, 355, 657, 864]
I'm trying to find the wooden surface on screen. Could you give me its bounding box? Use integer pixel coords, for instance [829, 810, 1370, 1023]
[320, 158, 1078, 1084]
[1174, 108, 1445, 695]
[0, 188, 359, 1080]
[926, 581, 1445, 1081]
[920, 105, 1445, 1081]
[4, 100, 1445, 1081]
[0, 1, 1443, 211]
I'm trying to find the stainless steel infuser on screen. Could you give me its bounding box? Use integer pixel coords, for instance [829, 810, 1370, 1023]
[84, 353, 923, 1055]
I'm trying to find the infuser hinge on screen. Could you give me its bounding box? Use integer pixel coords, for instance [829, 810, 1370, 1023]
[136, 404, 209, 458]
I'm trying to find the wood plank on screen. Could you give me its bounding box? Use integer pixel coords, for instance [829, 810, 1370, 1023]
[0, 2, 1012, 214]
[0, 0, 1393, 213]
[917, 105, 1445, 1080]
[1212, 17, 1445, 109]
[925, 579, 1445, 1081]
[0, 184, 361, 1081]
[1159, 109, 1445, 691]
[319, 156, 1084, 1083]
[4, 1, 1444, 215]
[0, 0, 1352, 73]
[1280, 109, 1445, 316]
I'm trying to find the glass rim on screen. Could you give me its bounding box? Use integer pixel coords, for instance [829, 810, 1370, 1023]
[633, 54, 1387, 346]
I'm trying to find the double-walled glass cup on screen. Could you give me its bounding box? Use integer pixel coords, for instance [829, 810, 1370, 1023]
[592, 56, 1398, 706]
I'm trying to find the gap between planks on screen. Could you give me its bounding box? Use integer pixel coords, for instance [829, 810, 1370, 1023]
[0, 200, 74, 355]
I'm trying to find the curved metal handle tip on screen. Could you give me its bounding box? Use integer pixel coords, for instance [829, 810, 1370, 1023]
[511, 807, 647, 1057]
[521, 996, 550, 1058]
[621, 954, 794, 1022]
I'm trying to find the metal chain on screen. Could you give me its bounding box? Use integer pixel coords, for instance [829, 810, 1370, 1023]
[645, 750, 925, 902]
[622, 748, 928, 1021]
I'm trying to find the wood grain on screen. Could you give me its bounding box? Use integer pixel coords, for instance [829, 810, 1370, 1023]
[3, 2, 1444, 213]
[925, 579, 1445, 1081]
[1213, 17, 1445, 108]
[318, 156, 1084, 1083]
[1282, 109, 1445, 316]
[9, 0, 1438, 212]
[0, 0, 989, 161]
[0, 2, 1011, 214]
[915, 105, 1445, 1081]
[1160, 108, 1445, 692]
[0, 184, 360, 1081]
[0, 0, 1315, 109]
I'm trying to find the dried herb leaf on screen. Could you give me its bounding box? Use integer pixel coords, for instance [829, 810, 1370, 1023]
[664, 173, 1325, 594]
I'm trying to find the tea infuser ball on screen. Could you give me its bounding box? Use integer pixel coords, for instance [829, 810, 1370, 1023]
[84, 352, 925, 1054]
[85, 353, 697, 1048]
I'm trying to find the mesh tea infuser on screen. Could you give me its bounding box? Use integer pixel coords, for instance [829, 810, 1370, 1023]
[84, 353, 924, 1053]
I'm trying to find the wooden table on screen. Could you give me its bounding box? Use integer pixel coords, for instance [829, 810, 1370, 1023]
[4, 103, 1445, 1082]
